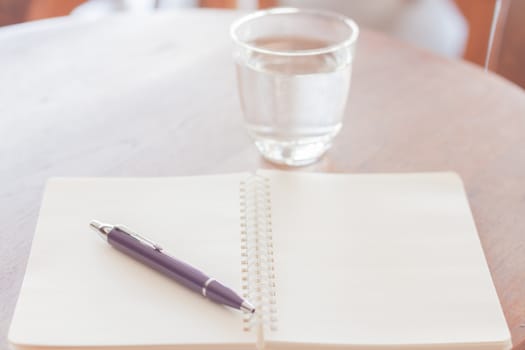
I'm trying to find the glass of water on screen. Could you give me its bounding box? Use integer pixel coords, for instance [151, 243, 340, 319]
[231, 8, 359, 166]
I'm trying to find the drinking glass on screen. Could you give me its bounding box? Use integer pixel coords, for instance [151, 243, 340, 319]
[231, 8, 359, 166]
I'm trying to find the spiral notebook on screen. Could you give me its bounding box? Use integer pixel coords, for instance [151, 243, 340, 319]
[9, 170, 510, 350]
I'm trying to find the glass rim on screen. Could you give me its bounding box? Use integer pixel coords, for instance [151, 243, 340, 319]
[230, 7, 359, 57]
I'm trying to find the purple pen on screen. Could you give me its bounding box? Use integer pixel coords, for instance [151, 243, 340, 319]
[89, 220, 255, 314]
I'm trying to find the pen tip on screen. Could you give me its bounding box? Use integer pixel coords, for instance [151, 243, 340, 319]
[240, 301, 256, 314]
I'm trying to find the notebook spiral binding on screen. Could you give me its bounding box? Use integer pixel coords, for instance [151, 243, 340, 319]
[240, 175, 278, 333]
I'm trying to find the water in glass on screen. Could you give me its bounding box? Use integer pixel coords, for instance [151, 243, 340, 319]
[236, 36, 352, 166]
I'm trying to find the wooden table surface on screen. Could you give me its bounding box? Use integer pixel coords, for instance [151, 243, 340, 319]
[1, 9, 524, 350]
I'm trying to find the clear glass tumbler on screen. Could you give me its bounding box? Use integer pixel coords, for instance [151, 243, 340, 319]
[231, 8, 359, 166]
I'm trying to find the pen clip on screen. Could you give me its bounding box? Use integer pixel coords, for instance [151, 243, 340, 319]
[116, 225, 163, 252]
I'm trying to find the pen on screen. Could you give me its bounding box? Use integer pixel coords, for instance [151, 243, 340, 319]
[89, 220, 255, 314]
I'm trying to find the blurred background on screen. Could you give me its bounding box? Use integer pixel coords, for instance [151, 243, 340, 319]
[0, 0, 523, 88]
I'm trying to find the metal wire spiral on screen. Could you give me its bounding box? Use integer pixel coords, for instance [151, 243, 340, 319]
[240, 175, 277, 334]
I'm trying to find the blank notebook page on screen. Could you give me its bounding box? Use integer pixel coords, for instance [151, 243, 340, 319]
[8, 174, 253, 348]
[261, 171, 510, 349]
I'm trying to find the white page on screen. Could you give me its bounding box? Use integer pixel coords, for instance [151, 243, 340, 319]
[9, 175, 255, 349]
[260, 171, 510, 349]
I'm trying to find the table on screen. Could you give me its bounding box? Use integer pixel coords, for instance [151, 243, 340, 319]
[1, 9, 524, 350]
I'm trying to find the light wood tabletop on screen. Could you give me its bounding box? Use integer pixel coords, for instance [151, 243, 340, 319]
[1, 9, 524, 350]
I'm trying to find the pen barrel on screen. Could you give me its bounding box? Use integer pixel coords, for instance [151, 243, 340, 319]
[107, 227, 209, 295]
[205, 280, 244, 309]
